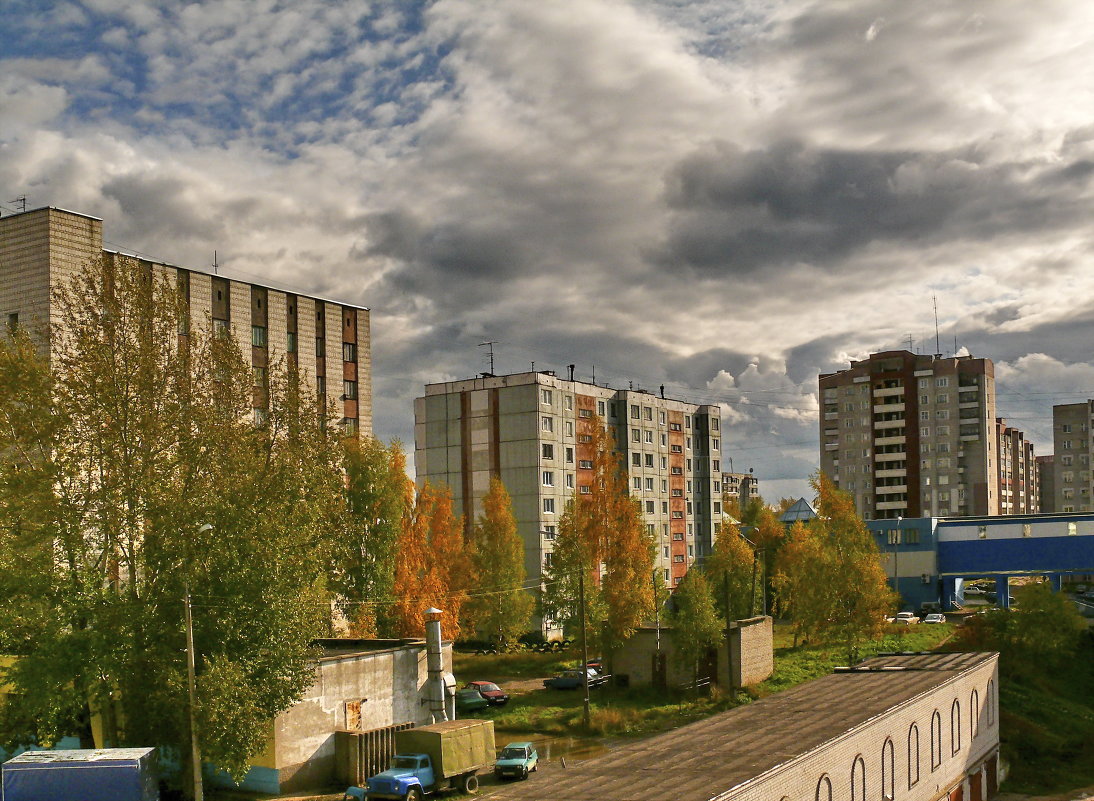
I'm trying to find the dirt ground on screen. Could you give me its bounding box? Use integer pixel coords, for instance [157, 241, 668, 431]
[995, 785, 1094, 801]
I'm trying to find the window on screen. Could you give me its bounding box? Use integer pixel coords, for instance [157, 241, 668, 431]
[951, 699, 961, 755]
[565, 421, 573, 436]
[673, 532, 684, 541]
[645, 430, 654, 443]
[673, 554, 684, 563]
[542, 471, 554, 487]
[851, 757, 865, 801]
[315, 337, 325, 358]
[343, 417, 357, 436]
[344, 380, 358, 400]
[542, 416, 553, 432]
[597, 400, 606, 416]
[645, 477, 654, 491]
[661, 433, 667, 446]
[930, 710, 942, 769]
[212, 318, 230, 338]
[541, 389, 552, 405]
[286, 331, 297, 353]
[713, 459, 720, 471]
[908, 723, 920, 788]
[579, 485, 591, 494]
[581, 459, 594, 469]
[544, 552, 553, 568]
[645, 453, 654, 467]
[565, 447, 574, 463]
[712, 417, 719, 430]
[543, 498, 555, 514]
[882, 739, 895, 801]
[542, 444, 554, 460]
[632, 429, 641, 443]
[316, 376, 326, 396]
[672, 511, 683, 519]
[253, 408, 267, 426]
[662, 501, 668, 513]
[713, 502, 721, 514]
[936, 377, 949, 387]
[921, 411, 930, 421]
[1063, 423, 1073, 433]
[252, 366, 267, 387]
[566, 395, 573, 410]
[644, 407, 653, 421]
[937, 393, 948, 403]
[663, 546, 670, 558]
[579, 408, 592, 418]
[632, 454, 641, 467]
[343, 342, 357, 362]
[566, 473, 574, 489]
[631, 404, 640, 419]
[659, 411, 666, 424]
[251, 325, 267, 347]
[646, 501, 655, 514]
[970, 689, 980, 738]
[544, 525, 556, 540]
[633, 477, 642, 491]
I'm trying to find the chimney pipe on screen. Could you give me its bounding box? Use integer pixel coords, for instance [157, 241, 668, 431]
[424, 608, 450, 722]
[660, 384, 665, 399]
[568, 364, 575, 381]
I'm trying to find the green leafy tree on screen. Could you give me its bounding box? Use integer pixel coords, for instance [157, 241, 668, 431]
[333, 437, 411, 636]
[465, 476, 534, 648]
[668, 569, 724, 690]
[705, 522, 758, 623]
[772, 473, 896, 654]
[542, 423, 655, 654]
[0, 254, 343, 793]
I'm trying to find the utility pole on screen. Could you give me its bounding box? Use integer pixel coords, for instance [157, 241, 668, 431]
[185, 587, 203, 801]
[724, 572, 735, 692]
[579, 569, 590, 730]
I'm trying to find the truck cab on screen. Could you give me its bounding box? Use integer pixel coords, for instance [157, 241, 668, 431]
[364, 754, 435, 800]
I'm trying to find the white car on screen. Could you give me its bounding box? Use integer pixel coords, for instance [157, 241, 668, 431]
[892, 611, 920, 625]
[963, 586, 983, 596]
[922, 613, 946, 624]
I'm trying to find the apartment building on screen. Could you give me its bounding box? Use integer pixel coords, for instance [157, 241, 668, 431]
[1052, 401, 1094, 512]
[1037, 455, 1056, 513]
[995, 418, 1038, 514]
[721, 470, 759, 512]
[820, 351, 1004, 520]
[0, 207, 370, 435]
[414, 371, 723, 600]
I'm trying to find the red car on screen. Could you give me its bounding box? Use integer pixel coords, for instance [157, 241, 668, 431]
[465, 681, 509, 706]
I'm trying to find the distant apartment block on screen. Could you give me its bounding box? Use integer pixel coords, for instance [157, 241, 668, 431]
[1037, 455, 1056, 513]
[819, 350, 1035, 520]
[995, 418, 1038, 514]
[0, 207, 370, 435]
[414, 371, 723, 599]
[1052, 401, 1094, 512]
[721, 471, 759, 511]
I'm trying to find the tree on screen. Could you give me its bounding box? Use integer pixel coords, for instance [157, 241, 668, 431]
[332, 437, 412, 636]
[704, 522, 757, 623]
[465, 476, 534, 648]
[390, 482, 449, 639]
[0, 254, 343, 792]
[772, 472, 896, 654]
[667, 569, 724, 690]
[541, 423, 655, 654]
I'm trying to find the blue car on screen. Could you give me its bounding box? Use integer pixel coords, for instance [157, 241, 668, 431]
[495, 742, 538, 780]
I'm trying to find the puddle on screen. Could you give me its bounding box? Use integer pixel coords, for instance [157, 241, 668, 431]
[494, 729, 610, 762]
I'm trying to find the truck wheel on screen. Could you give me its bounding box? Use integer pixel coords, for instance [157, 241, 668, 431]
[406, 788, 422, 801]
[461, 773, 479, 793]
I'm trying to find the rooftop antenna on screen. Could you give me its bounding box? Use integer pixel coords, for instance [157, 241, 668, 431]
[213, 250, 219, 275]
[592, 365, 595, 384]
[953, 335, 958, 357]
[530, 361, 535, 373]
[8, 196, 26, 213]
[933, 294, 941, 356]
[905, 334, 914, 352]
[479, 340, 497, 374]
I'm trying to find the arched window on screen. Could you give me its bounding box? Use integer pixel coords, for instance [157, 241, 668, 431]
[986, 680, 995, 726]
[817, 774, 833, 801]
[907, 723, 920, 789]
[930, 711, 943, 769]
[852, 755, 866, 801]
[970, 689, 980, 739]
[881, 738, 895, 800]
[951, 699, 962, 755]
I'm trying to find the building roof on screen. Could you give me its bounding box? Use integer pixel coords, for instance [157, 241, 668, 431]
[487, 652, 996, 801]
[313, 637, 431, 660]
[779, 497, 817, 523]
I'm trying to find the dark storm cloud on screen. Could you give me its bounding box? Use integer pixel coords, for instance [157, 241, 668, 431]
[655, 139, 1087, 276]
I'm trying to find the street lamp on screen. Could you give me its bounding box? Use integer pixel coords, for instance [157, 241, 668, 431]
[186, 523, 213, 801]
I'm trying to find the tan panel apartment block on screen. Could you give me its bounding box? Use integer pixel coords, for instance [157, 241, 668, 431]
[325, 302, 342, 419]
[267, 290, 288, 358]
[189, 271, 213, 333]
[296, 296, 317, 390]
[229, 279, 252, 356]
[0, 210, 54, 341]
[356, 308, 372, 436]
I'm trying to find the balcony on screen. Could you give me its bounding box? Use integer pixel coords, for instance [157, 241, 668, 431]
[875, 435, 907, 446]
[876, 468, 907, 479]
[874, 417, 906, 430]
[825, 442, 839, 451]
[877, 484, 908, 494]
[824, 412, 839, 421]
[873, 386, 904, 398]
[875, 450, 906, 462]
[874, 402, 906, 414]
[876, 500, 909, 511]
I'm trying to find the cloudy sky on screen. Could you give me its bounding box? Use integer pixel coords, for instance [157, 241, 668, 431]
[4, 0, 1094, 500]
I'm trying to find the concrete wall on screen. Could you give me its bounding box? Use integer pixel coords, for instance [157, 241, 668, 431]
[271, 640, 453, 793]
[728, 615, 774, 688]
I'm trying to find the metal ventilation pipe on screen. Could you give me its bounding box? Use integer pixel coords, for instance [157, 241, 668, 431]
[424, 608, 449, 722]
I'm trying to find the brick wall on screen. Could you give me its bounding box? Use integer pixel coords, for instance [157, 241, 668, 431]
[728, 615, 774, 687]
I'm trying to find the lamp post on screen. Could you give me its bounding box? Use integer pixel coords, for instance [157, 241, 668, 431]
[186, 523, 213, 801]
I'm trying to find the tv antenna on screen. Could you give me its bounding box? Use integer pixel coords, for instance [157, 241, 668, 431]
[8, 196, 26, 213]
[479, 341, 497, 374]
[933, 294, 941, 355]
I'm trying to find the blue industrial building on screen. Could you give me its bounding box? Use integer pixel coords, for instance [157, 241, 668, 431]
[868, 512, 1094, 612]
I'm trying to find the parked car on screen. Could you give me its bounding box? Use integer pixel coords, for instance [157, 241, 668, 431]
[543, 668, 607, 690]
[465, 681, 509, 706]
[887, 611, 920, 625]
[964, 586, 983, 596]
[455, 688, 490, 713]
[922, 613, 946, 624]
[494, 742, 538, 780]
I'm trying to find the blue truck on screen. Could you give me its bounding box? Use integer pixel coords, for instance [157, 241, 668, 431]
[347, 719, 494, 801]
[1, 747, 158, 801]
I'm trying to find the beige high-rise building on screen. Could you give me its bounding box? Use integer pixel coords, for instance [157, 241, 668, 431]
[1051, 401, 1093, 512]
[995, 418, 1038, 514]
[414, 371, 723, 613]
[819, 350, 1005, 520]
[0, 207, 371, 435]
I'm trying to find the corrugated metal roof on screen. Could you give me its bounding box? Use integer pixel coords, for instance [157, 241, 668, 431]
[487, 652, 995, 801]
